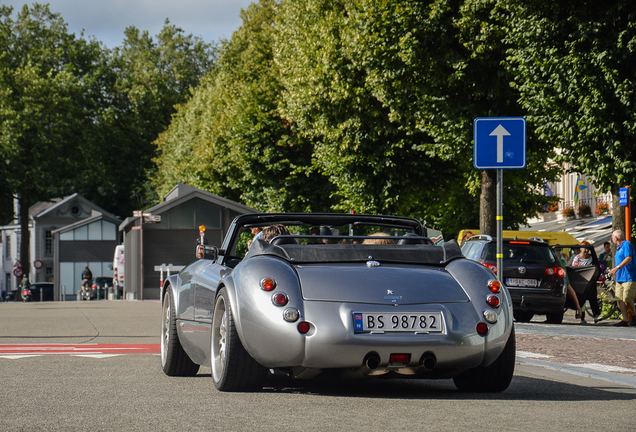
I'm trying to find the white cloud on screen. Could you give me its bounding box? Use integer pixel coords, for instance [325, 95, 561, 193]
[3, 0, 254, 47]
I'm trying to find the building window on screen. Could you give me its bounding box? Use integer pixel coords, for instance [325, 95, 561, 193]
[45, 230, 53, 256]
[5, 236, 9, 259]
[45, 266, 53, 282]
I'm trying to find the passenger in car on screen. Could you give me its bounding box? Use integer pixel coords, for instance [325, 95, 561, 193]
[261, 225, 291, 243]
[362, 233, 394, 245]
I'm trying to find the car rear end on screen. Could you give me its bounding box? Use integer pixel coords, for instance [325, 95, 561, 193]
[234, 243, 512, 378]
[482, 240, 567, 315]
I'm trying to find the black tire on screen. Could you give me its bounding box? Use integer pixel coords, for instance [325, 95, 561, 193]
[545, 311, 564, 324]
[513, 310, 534, 323]
[453, 326, 516, 393]
[161, 289, 199, 376]
[211, 288, 266, 392]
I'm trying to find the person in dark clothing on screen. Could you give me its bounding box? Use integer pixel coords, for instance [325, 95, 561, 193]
[81, 266, 93, 293]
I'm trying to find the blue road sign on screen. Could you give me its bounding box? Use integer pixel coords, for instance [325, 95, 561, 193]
[620, 187, 629, 206]
[474, 117, 526, 169]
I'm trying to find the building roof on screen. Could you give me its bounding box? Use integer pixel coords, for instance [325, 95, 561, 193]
[33, 193, 117, 220]
[51, 211, 121, 235]
[119, 183, 256, 231]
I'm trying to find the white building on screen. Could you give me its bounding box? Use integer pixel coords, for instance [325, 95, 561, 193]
[1, 194, 119, 296]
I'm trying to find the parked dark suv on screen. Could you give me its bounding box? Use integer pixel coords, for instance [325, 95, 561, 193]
[461, 235, 569, 323]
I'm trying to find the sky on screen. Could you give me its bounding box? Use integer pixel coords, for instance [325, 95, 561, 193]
[2, 0, 255, 47]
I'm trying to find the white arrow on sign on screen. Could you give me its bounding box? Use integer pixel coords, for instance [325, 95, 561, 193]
[489, 124, 511, 163]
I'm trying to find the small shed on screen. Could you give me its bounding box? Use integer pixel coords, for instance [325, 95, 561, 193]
[52, 211, 121, 300]
[119, 183, 256, 300]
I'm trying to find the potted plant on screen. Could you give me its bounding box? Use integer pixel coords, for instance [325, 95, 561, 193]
[578, 204, 592, 217]
[561, 206, 575, 218]
[595, 202, 610, 215]
[545, 200, 559, 213]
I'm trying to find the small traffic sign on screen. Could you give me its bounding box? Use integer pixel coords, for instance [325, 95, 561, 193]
[620, 188, 629, 206]
[474, 117, 526, 169]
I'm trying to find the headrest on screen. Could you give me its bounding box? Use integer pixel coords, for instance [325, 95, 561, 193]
[270, 236, 298, 245]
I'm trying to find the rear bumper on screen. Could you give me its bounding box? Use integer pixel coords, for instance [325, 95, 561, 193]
[508, 288, 565, 314]
[244, 300, 512, 371]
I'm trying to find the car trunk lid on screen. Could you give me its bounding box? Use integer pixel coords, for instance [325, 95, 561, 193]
[295, 263, 468, 304]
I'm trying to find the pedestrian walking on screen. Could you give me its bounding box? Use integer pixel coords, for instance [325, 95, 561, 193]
[608, 230, 636, 326]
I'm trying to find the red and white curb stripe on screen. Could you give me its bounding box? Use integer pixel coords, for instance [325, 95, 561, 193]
[0, 344, 160, 359]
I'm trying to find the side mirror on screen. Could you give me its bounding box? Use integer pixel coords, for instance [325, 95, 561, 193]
[197, 245, 219, 261]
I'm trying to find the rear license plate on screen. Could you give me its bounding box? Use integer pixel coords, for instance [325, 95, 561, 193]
[353, 312, 443, 333]
[506, 278, 538, 287]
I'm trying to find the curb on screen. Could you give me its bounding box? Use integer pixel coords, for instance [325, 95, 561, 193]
[517, 357, 636, 388]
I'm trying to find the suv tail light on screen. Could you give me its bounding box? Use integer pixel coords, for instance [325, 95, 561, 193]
[481, 262, 497, 273]
[545, 267, 566, 278]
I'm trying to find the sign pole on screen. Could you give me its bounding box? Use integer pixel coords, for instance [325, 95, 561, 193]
[497, 169, 503, 281]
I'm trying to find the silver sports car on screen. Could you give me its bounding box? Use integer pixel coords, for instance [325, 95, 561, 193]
[160, 213, 515, 392]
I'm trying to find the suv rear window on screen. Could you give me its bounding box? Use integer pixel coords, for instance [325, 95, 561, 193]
[483, 243, 557, 264]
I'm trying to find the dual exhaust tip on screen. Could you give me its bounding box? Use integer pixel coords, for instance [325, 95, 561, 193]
[363, 352, 436, 372]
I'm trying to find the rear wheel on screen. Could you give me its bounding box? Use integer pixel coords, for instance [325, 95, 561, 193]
[513, 310, 534, 323]
[545, 310, 564, 324]
[211, 288, 266, 391]
[453, 327, 516, 393]
[161, 289, 199, 376]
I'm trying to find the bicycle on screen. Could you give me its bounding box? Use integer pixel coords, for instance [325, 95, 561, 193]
[592, 269, 622, 322]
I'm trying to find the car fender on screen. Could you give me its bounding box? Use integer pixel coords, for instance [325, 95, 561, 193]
[446, 258, 513, 366]
[227, 256, 306, 367]
[162, 274, 180, 308]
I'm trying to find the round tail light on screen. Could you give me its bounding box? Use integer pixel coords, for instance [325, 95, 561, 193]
[260, 277, 276, 291]
[272, 292, 288, 306]
[488, 280, 501, 293]
[298, 321, 310, 334]
[476, 322, 489, 335]
[486, 295, 500, 308]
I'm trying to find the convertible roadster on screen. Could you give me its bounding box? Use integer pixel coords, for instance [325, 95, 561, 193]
[160, 213, 515, 392]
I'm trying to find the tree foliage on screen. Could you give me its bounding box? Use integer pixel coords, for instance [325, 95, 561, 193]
[0, 3, 108, 275]
[274, 0, 559, 236]
[503, 0, 636, 230]
[154, 0, 334, 212]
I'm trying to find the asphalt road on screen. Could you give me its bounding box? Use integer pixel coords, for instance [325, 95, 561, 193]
[1, 301, 635, 431]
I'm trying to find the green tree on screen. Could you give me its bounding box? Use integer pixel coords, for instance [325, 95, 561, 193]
[0, 3, 107, 278]
[504, 0, 636, 232]
[78, 20, 215, 216]
[154, 0, 333, 212]
[275, 0, 559, 237]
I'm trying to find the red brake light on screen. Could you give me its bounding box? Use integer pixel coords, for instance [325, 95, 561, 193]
[389, 353, 411, 364]
[476, 322, 489, 335]
[486, 295, 500, 308]
[509, 241, 530, 244]
[298, 321, 310, 334]
[92, 284, 97, 289]
[557, 268, 566, 278]
[22, 290, 30, 296]
[488, 280, 501, 293]
[260, 277, 276, 291]
[272, 292, 288, 306]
